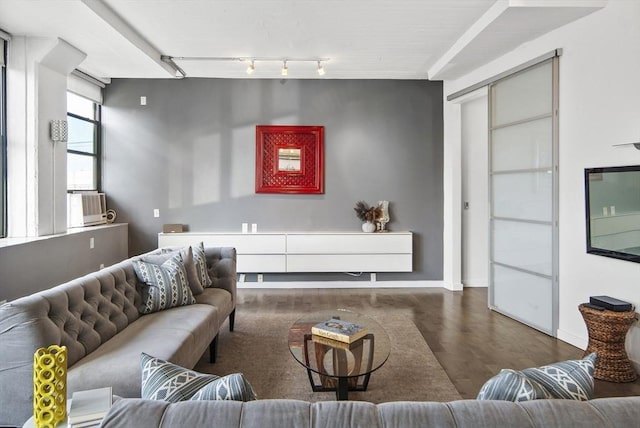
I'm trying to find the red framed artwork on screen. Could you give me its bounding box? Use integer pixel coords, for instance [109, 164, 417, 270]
[255, 125, 324, 194]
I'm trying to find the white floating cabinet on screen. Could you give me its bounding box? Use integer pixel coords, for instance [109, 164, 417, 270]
[158, 231, 412, 273]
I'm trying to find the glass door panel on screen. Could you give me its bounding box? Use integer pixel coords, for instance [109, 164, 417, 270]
[493, 265, 553, 333]
[492, 117, 552, 171]
[492, 172, 553, 222]
[491, 61, 552, 127]
[489, 58, 558, 336]
[493, 219, 552, 276]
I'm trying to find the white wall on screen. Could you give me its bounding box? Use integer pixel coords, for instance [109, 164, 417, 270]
[444, 0, 640, 368]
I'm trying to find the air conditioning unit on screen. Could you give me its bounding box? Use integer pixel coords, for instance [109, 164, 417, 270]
[68, 192, 107, 228]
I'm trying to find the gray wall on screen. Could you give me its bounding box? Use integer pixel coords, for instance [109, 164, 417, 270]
[0, 224, 128, 302]
[102, 79, 443, 281]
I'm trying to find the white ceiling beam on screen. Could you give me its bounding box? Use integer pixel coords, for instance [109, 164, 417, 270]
[428, 0, 509, 81]
[428, 0, 607, 81]
[81, 0, 176, 77]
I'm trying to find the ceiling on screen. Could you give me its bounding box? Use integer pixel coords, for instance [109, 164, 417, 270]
[0, 0, 606, 81]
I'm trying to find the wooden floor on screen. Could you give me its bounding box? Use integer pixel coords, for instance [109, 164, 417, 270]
[236, 286, 640, 399]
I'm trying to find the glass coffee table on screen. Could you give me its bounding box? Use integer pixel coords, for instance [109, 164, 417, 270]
[288, 309, 391, 400]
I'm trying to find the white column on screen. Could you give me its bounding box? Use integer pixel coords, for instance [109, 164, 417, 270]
[7, 37, 86, 237]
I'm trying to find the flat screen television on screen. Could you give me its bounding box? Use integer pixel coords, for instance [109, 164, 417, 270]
[585, 165, 640, 263]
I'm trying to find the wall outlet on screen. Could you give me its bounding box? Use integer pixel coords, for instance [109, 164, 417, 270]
[140, 96, 147, 105]
[153, 208, 160, 218]
[257, 273, 263, 282]
[251, 223, 258, 233]
[89, 237, 95, 249]
[371, 272, 377, 282]
[242, 223, 248, 233]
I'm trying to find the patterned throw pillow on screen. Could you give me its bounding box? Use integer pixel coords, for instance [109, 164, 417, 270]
[157, 246, 204, 295]
[140, 353, 256, 402]
[476, 369, 550, 401]
[477, 353, 597, 402]
[133, 254, 196, 314]
[521, 353, 597, 400]
[192, 242, 213, 288]
[190, 373, 257, 401]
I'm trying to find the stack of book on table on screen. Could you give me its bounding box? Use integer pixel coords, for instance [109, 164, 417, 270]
[68, 387, 112, 428]
[311, 318, 368, 346]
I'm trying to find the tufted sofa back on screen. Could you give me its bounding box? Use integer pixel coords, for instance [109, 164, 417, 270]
[101, 397, 640, 428]
[0, 246, 237, 427]
[0, 258, 141, 424]
[204, 247, 237, 307]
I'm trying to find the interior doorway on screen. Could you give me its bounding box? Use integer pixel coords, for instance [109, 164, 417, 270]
[460, 91, 489, 287]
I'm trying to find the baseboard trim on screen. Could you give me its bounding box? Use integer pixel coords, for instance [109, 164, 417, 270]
[237, 280, 445, 289]
[557, 328, 587, 350]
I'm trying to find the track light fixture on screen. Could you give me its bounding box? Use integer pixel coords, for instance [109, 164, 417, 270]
[163, 56, 329, 77]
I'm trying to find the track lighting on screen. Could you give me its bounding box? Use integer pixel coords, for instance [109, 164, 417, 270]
[246, 60, 255, 75]
[163, 56, 329, 77]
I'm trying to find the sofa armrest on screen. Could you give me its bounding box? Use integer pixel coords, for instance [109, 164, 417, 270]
[204, 247, 237, 307]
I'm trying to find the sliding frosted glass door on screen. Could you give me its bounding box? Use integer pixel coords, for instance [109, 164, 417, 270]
[489, 59, 558, 335]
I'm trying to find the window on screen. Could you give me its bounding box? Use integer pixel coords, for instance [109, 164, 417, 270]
[1, 39, 7, 237]
[67, 92, 100, 191]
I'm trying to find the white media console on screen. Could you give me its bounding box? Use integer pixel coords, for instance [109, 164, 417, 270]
[158, 231, 413, 274]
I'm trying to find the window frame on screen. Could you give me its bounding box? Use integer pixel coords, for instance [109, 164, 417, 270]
[1, 39, 7, 237]
[66, 97, 101, 192]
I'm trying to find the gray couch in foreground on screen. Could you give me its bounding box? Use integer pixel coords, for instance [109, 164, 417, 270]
[0, 246, 237, 427]
[101, 396, 640, 427]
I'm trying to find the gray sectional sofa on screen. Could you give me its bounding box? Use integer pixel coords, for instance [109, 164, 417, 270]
[101, 396, 640, 427]
[0, 246, 237, 427]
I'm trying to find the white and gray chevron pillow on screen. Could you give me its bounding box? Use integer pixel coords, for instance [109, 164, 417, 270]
[140, 353, 256, 402]
[477, 353, 597, 402]
[521, 352, 597, 400]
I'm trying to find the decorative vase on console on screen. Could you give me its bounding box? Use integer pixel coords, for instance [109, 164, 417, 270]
[354, 200, 383, 233]
[362, 221, 376, 233]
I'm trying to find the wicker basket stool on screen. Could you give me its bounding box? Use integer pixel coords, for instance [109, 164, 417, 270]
[579, 304, 638, 382]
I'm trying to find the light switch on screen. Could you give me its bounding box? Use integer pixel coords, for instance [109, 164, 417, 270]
[153, 209, 160, 218]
